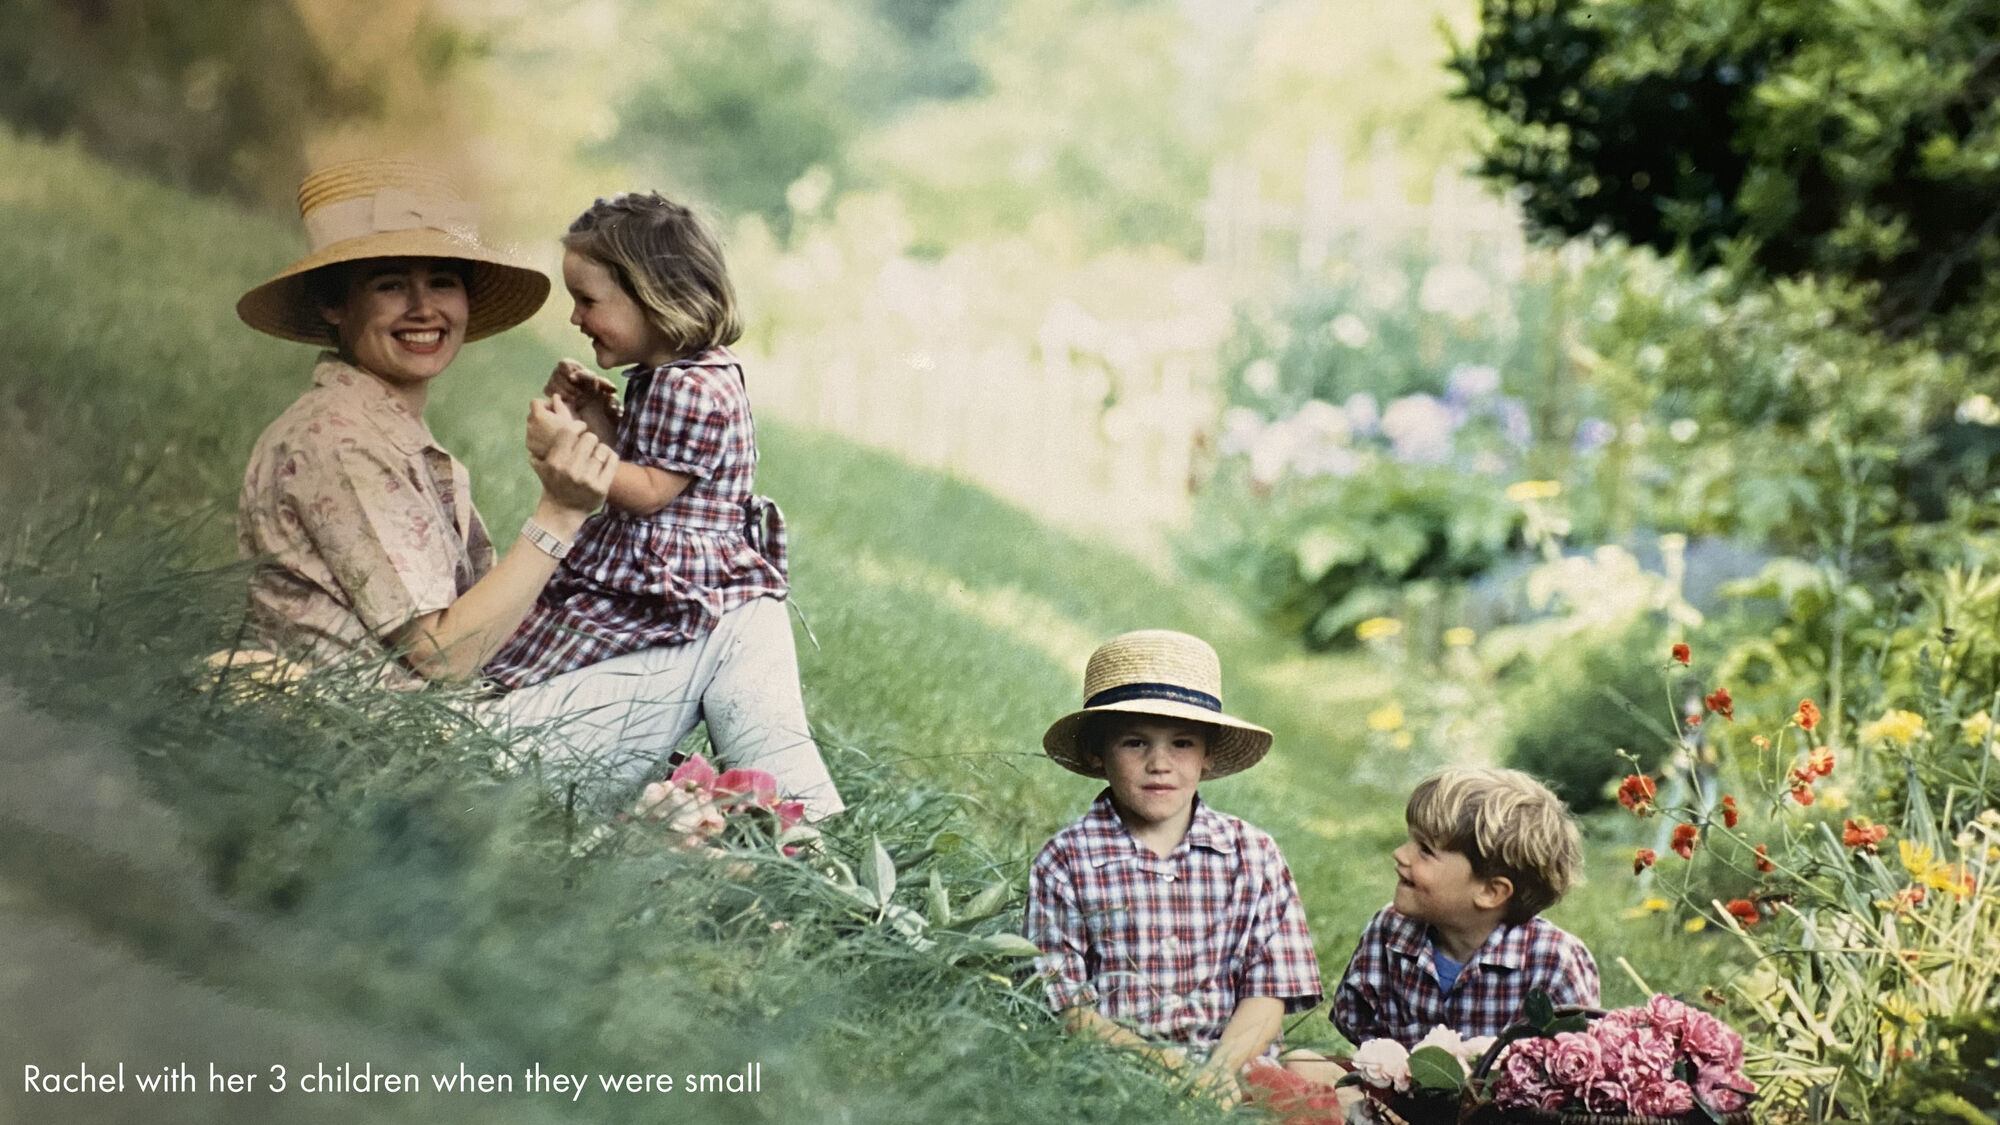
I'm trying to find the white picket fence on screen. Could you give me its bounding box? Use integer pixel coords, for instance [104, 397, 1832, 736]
[749, 138, 1529, 545]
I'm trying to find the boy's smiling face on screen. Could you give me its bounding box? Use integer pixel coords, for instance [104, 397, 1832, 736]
[1391, 832, 1508, 927]
[1092, 718, 1210, 835]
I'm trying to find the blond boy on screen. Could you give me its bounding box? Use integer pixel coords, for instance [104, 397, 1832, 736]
[1331, 766, 1598, 1047]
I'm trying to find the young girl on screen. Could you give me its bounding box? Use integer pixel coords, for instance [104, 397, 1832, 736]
[486, 193, 842, 821]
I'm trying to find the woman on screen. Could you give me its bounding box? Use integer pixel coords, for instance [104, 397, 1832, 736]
[236, 158, 841, 822]
[236, 157, 616, 688]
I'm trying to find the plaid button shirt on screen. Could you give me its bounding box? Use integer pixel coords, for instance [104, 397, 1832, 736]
[1025, 793, 1323, 1056]
[486, 349, 788, 690]
[1330, 905, 1599, 1048]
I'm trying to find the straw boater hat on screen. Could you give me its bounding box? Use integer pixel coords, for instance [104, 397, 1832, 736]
[1042, 630, 1272, 780]
[236, 157, 550, 344]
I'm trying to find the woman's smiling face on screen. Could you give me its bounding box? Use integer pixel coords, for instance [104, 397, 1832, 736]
[321, 257, 469, 389]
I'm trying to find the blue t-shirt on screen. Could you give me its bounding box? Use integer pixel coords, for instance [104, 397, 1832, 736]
[1430, 943, 1465, 995]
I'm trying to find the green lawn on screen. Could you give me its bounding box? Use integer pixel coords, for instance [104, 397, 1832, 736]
[0, 129, 1732, 1122]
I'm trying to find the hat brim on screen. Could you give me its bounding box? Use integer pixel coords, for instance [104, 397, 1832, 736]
[236, 227, 551, 345]
[1042, 700, 1272, 780]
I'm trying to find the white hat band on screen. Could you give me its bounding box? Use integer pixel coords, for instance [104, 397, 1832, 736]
[303, 189, 481, 252]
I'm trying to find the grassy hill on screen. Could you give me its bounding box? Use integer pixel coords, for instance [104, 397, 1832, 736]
[0, 130, 1687, 1124]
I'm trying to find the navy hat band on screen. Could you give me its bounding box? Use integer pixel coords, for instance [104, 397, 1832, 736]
[1084, 682, 1222, 712]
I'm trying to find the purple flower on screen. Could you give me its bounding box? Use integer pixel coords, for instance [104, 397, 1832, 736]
[1493, 397, 1532, 449]
[1574, 416, 1616, 454]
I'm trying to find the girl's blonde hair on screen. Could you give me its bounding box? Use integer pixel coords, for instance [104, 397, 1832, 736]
[564, 193, 741, 357]
[1406, 766, 1583, 924]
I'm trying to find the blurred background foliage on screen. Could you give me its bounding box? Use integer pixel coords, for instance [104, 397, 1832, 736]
[9, 0, 2000, 1120]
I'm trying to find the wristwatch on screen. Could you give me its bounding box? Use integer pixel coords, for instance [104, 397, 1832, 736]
[520, 518, 573, 560]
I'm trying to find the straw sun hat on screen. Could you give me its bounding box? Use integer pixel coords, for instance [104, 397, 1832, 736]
[1042, 630, 1272, 780]
[236, 157, 550, 344]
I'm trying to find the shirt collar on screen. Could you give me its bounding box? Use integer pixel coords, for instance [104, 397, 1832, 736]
[1383, 907, 1534, 969]
[627, 346, 737, 382]
[310, 352, 440, 457]
[1082, 790, 1237, 858]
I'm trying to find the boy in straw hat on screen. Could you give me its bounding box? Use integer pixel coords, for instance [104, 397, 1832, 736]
[1024, 630, 1339, 1111]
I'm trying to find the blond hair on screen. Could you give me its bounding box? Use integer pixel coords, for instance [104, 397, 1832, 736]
[1406, 766, 1582, 924]
[563, 193, 741, 358]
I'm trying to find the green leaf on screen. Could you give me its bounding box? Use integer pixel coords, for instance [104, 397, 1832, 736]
[1408, 1046, 1467, 1092]
[1523, 989, 1556, 1030]
[969, 933, 1040, 959]
[926, 869, 951, 926]
[860, 835, 897, 906]
[958, 881, 1009, 923]
[1547, 1014, 1590, 1034]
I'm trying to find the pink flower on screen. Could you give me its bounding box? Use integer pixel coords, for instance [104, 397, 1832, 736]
[1629, 1078, 1696, 1117]
[1546, 1031, 1604, 1089]
[1583, 1078, 1633, 1115]
[1494, 1039, 1565, 1110]
[1680, 1011, 1746, 1071]
[714, 767, 779, 806]
[1350, 1038, 1412, 1093]
[1639, 994, 1697, 1043]
[669, 754, 717, 792]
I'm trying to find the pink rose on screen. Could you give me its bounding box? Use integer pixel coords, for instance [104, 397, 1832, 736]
[1629, 1078, 1696, 1117]
[1546, 1031, 1605, 1090]
[1640, 994, 1696, 1042]
[1350, 1038, 1412, 1093]
[1681, 1011, 1746, 1071]
[1582, 1078, 1632, 1115]
[1495, 1040, 1565, 1111]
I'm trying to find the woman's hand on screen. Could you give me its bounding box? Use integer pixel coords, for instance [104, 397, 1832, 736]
[530, 407, 617, 516]
[544, 358, 621, 444]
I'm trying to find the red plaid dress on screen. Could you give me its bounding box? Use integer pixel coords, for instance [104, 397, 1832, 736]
[1330, 904, 1599, 1048]
[1024, 793, 1323, 1058]
[485, 349, 788, 690]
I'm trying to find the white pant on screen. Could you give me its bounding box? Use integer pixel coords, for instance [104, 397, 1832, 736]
[485, 597, 843, 821]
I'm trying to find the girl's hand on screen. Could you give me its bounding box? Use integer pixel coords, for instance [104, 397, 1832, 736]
[525, 395, 579, 460]
[531, 421, 616, 515]
[546, 359, 621, 443]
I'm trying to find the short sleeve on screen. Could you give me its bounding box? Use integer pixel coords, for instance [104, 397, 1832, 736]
[1547, 932, 1600, 1010]
[626, 368, 732, 479]
[1024, 844, 1099, 1014]
[294, 443, 462, 638]
[1237, 836, 1324, 1012]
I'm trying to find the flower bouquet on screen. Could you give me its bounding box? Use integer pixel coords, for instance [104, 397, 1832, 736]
[631, 754, 815, 855]
[1342, 992, 1755, 1125]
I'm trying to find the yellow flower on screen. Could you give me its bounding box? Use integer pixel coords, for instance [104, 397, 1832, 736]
[1391, 731, 1415, 751]
[1900, 839, 1936, 877]
[1684, 916, 1708, 933]
[1355, 617, 1403, 642]
[1962, 710, 1993, 748]
[1641, 896, 1672, 913]
[1367, 702, 1406, 732]
[1505, 480, 1563, 502]
[1443, 626, 1477, 647]
[1819, 785, 1851, 811]
[1858, 710, 1927, 749]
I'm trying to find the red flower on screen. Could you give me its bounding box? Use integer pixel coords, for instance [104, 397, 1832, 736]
[1808, 745, 1835, 778]
[1720, 795, 1739, 828]
[1685, 712, 1702, 727]
[1704, 686, 1735, 721]
[1617, 774, 1659, 816]
[1724, 899, 1760, 928]
[1672, 643, 1691, 665]
[1754, 844, 1775, 873]
[1888, 885, 1926, 913]
[1788, 766, 1817, 805]
[1671, 823, 1699, 859]
[1633, 848, 1657, 875]
[1795, 699, 1821, 731]
[1843, 818, 1889, 852]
